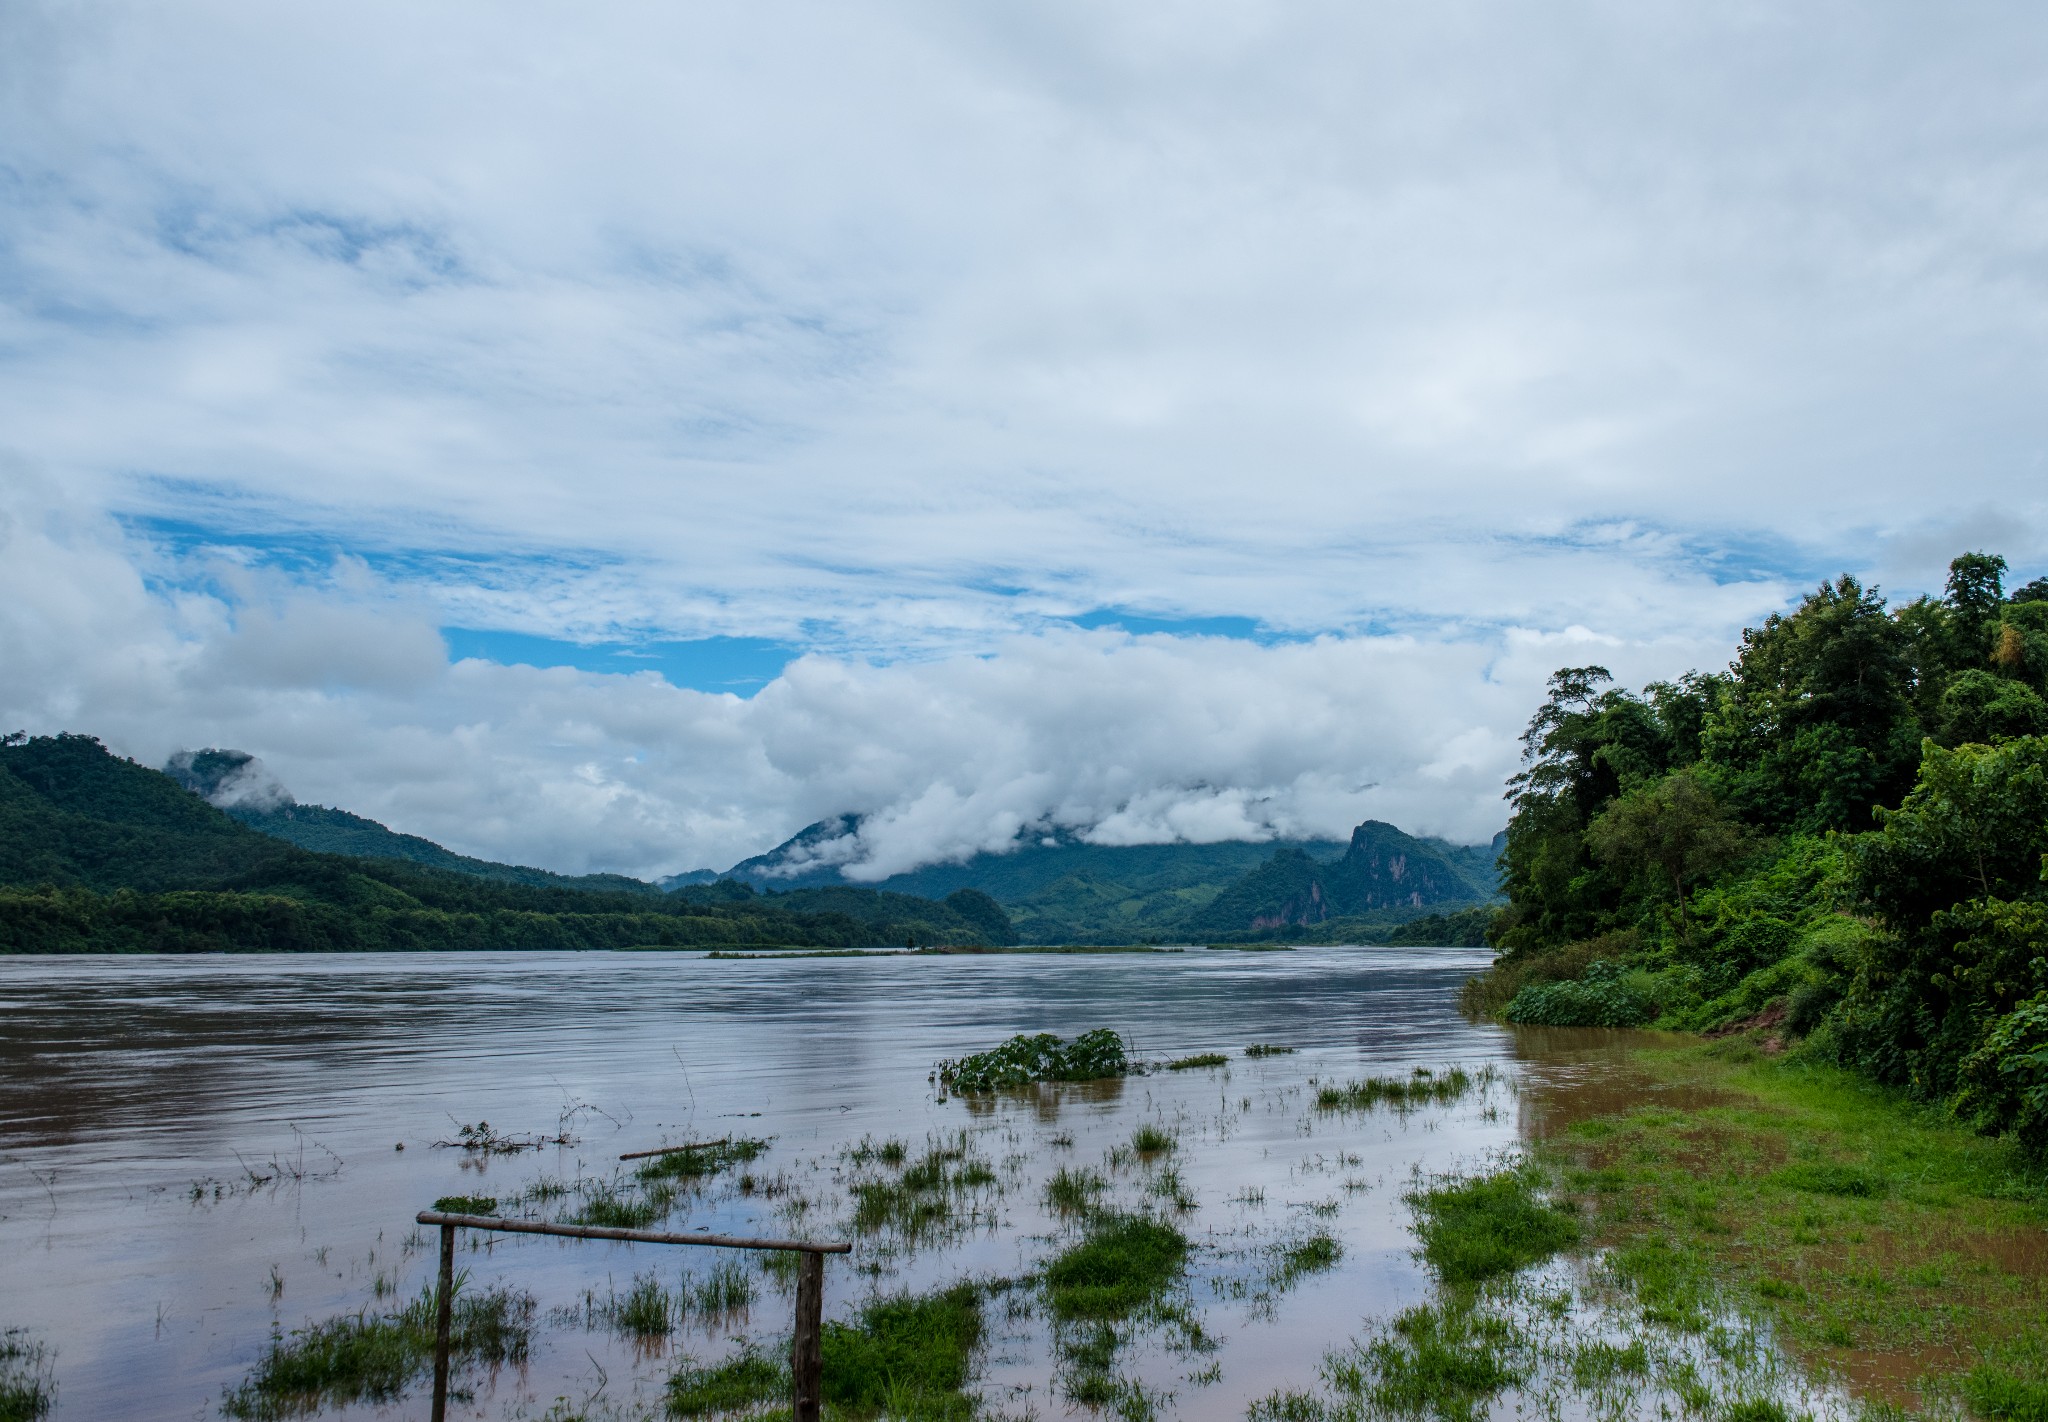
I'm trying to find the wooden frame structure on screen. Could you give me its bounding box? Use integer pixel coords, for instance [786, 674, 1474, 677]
[414, 1206, 852, 1422]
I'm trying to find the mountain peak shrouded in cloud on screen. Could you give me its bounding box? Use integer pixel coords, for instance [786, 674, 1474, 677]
[3, 6, 2046, 875]
[163, 749, 294, 811]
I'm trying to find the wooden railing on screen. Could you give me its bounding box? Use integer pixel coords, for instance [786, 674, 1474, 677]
[414, 1199, 851, 1422]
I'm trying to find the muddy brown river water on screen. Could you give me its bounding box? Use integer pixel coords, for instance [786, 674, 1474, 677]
[0, 947, 1767, 1421]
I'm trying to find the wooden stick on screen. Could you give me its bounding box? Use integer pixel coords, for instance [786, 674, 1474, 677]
[414, 1211, 851, 1253]
[792, 1250, 824, 1422]
[430, 1222, 455, 1422]
[617, 1137, 732, 1162]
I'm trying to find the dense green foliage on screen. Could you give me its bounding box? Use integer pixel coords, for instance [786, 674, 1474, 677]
[0, 735, 1011, 952]
[935, 1028, 1129, 1092]
[1486, 552, 2048, 1150]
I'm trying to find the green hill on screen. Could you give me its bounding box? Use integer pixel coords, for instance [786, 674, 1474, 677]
[711, 817, 1501, 943]
[0, 734, 1010, 953]
[166, 749, 666, 896]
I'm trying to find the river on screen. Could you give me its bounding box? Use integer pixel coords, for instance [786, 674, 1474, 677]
[1, 946, 1641, 1420]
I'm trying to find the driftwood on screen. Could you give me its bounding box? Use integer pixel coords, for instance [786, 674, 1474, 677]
[617, 1136, 732, 1162]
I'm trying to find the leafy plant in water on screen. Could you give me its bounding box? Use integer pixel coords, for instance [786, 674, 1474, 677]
[1166, 1052, 1230, 1071]
[431, 1194, 497, 1215]
[936, 1028, 1129, 1093]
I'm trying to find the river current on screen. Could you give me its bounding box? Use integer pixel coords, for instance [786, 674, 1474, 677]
[1, 946, 1625, 1420]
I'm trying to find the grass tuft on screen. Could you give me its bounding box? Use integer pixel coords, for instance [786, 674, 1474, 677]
[634, 1138, 768, 1184]
[1130, 1124, 1175, 1155]
[1165, 1053, 1230, 1071]
[1044, 1213, 1189, 1321]
[0, 1329, 55, 1422]
[1326, 1300, 1527, 1422]
[221, 1282, 533, 1419]
[1316, 1066, 1474, 1112]
[1408, 1168, 1580, 1286]
[1044, 1166, 1108, 1214]
[430, 1194, 496, 1215]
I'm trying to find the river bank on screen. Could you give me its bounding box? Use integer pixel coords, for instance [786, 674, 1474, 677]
[1525, 1031, 2048, 1418]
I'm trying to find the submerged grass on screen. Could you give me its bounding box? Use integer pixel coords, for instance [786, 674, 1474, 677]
[1165, 1052, 1230, 1071]
[1245, 1043, 1296, 1058]
[1044, 1212, 1189, 1321]
[633, 1138, 769, 1184]
[0, 1329, 54, 1422]
[1045, 1165, 1108, 1214]
[221, 1281, 534, 1419]
[1315, 1066, 1475, 1112]
[664, 1281, 982, 1421]
[1408, 1168, 1581, 1286]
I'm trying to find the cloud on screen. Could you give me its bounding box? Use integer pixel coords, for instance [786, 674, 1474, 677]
[3, 4, 2045, 878]
[0, 480, 1738, 877]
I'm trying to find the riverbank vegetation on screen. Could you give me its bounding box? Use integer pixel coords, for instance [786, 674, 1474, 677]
[0, 1329, 54, 1422]
[1478, 553, 2048, 1156]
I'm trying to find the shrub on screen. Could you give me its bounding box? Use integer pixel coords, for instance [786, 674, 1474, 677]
[1504, 960, 1658, 1028]
[936, 1029, 1128, 1093]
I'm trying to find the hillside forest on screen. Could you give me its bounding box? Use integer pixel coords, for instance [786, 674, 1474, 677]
[1482, 552, 2048, 1151]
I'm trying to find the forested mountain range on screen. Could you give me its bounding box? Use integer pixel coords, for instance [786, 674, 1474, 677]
[0, 735, 1011, 952]
[1482, 552, 2048, 1151]
[678, 815, 1501, 943]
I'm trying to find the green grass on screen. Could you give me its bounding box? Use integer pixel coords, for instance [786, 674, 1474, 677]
[664, 1282, 983, 1421]
[604, 1274, 677, 1337]
[574, 1184, 667, 1229]
[820, 1283, 982, 1418]
[633, 1138, 769, 1183]
[1044, 1213, 1189, 1321]
[1536, 1038, 2048, 1409]
[430, 1194, 497, 1215]
[0, 1329, 54, 1422]
[1324, 1300, 1528, 1422]
[221, 1282, 534, 1419]
[1130, 1124, 1175, 1155]
[1045, 1165, 1108, 1214]
[1315, 1066, 1474, 1112]
[1165, 1052, 1230, 1070]
[1271, 1231, 1342, 1287]
[666, 1344, 784, 1416]
[685, 1259, 756, 1315]
[1407, 1168, 1580, 1286]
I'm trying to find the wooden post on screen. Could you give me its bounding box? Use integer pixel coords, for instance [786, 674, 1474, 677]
[431, 1222, 455, 1422]
[791, 1250, 824, 1422]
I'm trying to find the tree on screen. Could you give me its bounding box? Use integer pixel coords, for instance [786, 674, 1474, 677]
[1586, 768, 1753, 947]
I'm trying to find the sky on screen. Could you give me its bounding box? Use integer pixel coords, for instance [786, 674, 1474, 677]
[3, 2, 2046, 880]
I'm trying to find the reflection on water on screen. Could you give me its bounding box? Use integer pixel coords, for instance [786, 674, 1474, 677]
[3, 946, 1524, 1419]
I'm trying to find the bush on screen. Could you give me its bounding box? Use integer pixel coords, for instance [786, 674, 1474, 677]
[1953, 994, 2048, 1152]
[1503, 961, 1658, 1028]
[936, 1029, 1128, 1093]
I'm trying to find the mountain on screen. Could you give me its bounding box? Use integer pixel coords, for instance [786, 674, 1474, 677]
[1189, 820, 1495, 936]
[1, 734, 1010, 952]
[703, 815, 1502, 943]
[164, 749, 663, 896]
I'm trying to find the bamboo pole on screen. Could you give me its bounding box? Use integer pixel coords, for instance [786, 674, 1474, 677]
[430, 1222, 455, 1422]
[617, 1137, 731, 1162]
[792, 1250, 824, 1422]
[413, 1211, 850, 1253]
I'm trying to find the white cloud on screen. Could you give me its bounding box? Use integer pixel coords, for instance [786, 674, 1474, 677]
[3, 3, 2045, 877]
[0, 481, 1736, 877]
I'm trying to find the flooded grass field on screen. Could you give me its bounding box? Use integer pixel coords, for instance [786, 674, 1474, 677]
[0, 948, 1915, 1421]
